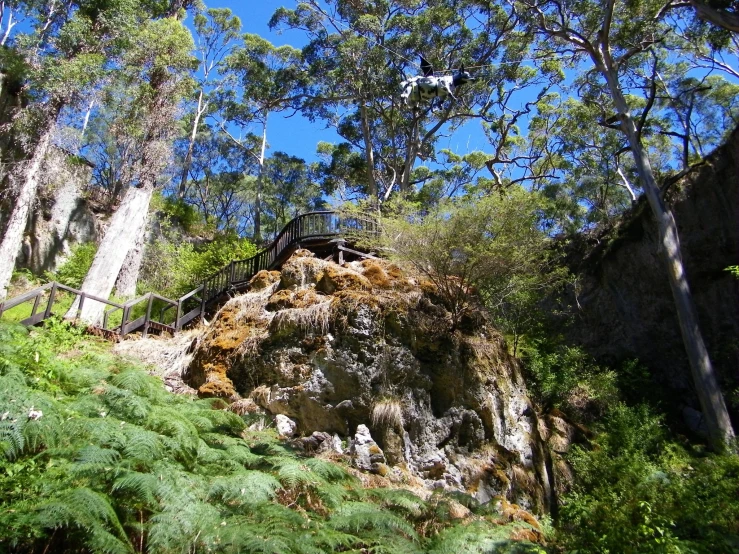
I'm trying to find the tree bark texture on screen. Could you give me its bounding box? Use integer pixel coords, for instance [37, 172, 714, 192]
[690, 0, 739, 32]
[597, 53, 735, 449]
[114, 219, 147, 299]
[0, 109, 58, 300]
[66, 186, 153, 323]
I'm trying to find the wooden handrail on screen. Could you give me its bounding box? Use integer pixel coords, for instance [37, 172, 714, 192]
[1, 210, 378, 337]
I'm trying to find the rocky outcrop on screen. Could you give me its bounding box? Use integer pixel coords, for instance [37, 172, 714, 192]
[185, 251, 554, 512]
[562, 127, 739, 420]
[15, 150, 98, 274]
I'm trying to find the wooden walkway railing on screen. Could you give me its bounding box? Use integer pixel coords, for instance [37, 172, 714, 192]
[0, 210, 377, 338]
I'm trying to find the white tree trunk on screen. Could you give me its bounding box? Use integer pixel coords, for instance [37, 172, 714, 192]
[66, 186, 153, 323]
[114, 221, 147, 298]
[254, 117, 267, 244]
[359, 104, 378, 200]
[177, 88, 205, 198]
[0, 119, 55, 300]
[598, 55, 735, 450]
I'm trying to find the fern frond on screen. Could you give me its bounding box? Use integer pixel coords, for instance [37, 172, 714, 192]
[329, 501, 419, 541]
[34, 487, 132, 554]
[0, 417, 25, 460]
[208, 470, 282, 506]
[147, 496, 221, 552]
[72, 445, 121, 476]
[197, 408, 246, 436]
[112, 471, 159, 507]
[365, 532, 426, 554]
[225, 444, 262, 468]
[426, 521, 540, 554]
[183, 411, 213, 432]
[146, 406, 200, 466]
[121, 426, 165, 467]
[365, 488, 426, 517]
[312, 481, 352, 510]
[303, 456, 355, 483]
[109, 369, 159, 399]
[101, 384, 151, 421]
[272, 458, 316, 488]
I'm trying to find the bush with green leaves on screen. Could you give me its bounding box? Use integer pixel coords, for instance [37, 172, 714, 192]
[140, 232, 258, 297]
[374, 189, 568, 332]
[557, 404, 739, 553]
[49, 242, 98, 289]
[150, 191, 203, 235]
[0, 321, 544, 553]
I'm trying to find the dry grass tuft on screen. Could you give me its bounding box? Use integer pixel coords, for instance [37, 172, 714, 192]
[272, 300, 333, 335]
[360, 261, 392, 289]
[250, 384, 272, 407]
[371, 397, 404, 431]
[228, 397, 262, 416]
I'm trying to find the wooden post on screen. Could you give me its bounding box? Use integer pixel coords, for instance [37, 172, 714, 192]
[200, 283, 207, 321]
[121, 305, 130, 338]
[175, 298, 183, 331]
[76, 293, 86, 320]
[43, 283, 57, 319]
[143, 293, 154, 338]
[30, 293, 42, 318]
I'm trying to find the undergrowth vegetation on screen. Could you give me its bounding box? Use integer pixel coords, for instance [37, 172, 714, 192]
[0, 321, 543, 553]
[520, 338, 739, 553]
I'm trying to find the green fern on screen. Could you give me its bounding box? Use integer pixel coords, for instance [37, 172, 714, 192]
[34, 487, 133, 554]
[0, 418, 25, 460]
[112, 470, 160, 506]
[303, 456, 355, 483]
[110, 368, 161, 399]
[426, 521, 544, 554]
[365, 488, 426, 517]
[329, 501, 419, 541]
[208, 470, 282, 506]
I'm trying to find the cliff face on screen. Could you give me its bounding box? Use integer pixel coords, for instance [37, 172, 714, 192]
[564, 127, 739, 415]
[185, 251, 557, 513]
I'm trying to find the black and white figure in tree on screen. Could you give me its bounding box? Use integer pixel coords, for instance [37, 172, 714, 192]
[400, 56, 476, 109]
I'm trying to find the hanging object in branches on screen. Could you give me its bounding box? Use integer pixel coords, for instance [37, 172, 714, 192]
[400, 56, 476, 109]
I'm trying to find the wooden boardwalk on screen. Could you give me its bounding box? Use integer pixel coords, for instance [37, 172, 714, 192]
[0, 211, 377, 338]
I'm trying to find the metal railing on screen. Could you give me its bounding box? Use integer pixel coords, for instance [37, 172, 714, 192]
[0, 210, 378, 337]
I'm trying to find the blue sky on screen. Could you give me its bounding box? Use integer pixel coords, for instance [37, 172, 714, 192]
[205, 0, 491, 165]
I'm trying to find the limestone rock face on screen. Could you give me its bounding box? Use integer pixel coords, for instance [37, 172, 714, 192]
[185, 252, 553, 512]
[349, 424, 386, 472]
[562, 126, 739, 413]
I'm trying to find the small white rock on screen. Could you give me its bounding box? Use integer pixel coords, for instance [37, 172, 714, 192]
[275, 414, 298, 437]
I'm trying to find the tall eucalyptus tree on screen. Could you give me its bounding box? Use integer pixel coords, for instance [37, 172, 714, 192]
[0, 0, 139, 300]
[177, 7, 241, 198]
[69, 2, 197, 321]
[514, 0, 735, 449]
[220, 34, 307, 243]
[271, 0, 545, 204]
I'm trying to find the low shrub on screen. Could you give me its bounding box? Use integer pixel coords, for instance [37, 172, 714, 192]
[556, 403, 739, 553]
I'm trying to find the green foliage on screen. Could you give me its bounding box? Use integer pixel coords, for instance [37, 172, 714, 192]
[725, 265, 739, 279]
[50, 243, 98, 289]
[377, 188, 568, 332]
[140, 232, 257, 297]
[521, 341, 619, 417]
[0, 322, 537, 553]
[557, 404, 739, 553]
[151, 192, 202, 234]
